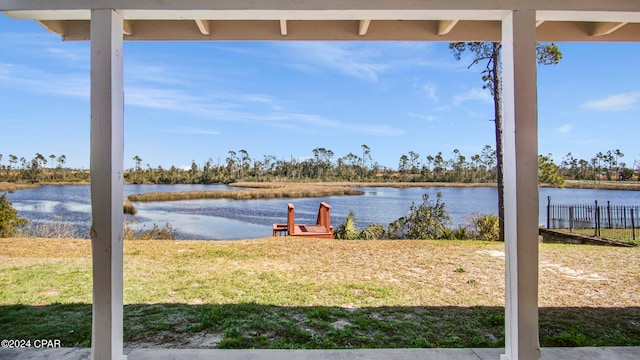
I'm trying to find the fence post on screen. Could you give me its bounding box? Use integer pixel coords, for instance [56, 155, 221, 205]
[607, 201, 611, 229]
[569, 206, 574, 233]
[632, 208, 636, 241]
[547, 196, 551, 229]
[595, 200, 600, 237]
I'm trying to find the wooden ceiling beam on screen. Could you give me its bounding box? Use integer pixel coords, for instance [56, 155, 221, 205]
[194, 19, 210, 35]
[123, 19, 133, 35]
[437, 20, 459, 35]
[35, 19, 65, 35]
[280, 19, 287, 35]
[591, 21, 628, 36]
[358, 19, 371, 35]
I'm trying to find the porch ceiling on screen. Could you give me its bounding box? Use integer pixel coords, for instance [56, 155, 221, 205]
[1, 0, 640, 41]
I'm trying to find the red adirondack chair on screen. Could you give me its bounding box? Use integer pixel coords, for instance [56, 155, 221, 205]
[272, 202, 334, 238]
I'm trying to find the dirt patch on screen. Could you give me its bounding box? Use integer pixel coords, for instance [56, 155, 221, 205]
[184, 332, 223, 348]
[541, 262, 607, 281]
[477, 249, 504, 258]
[331, 319, 351, 330]
[127, 330, 223, 349]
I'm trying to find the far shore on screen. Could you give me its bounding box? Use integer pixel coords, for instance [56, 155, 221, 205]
[3, 180, 640, 199]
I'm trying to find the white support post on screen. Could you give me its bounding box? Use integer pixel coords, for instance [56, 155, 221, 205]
[501, 10, 540, 360]
[90, 9, 126, 360]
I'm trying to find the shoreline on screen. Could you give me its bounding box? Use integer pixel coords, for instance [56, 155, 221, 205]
[560, 180, 640, 191]
[3, 180, 640, 198]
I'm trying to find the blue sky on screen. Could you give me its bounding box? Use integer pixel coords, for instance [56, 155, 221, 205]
[1, 15, 639, 171]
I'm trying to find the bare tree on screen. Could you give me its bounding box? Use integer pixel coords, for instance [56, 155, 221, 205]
[450, 42, 562, 241]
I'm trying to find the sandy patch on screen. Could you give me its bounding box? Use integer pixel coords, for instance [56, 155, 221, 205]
[541, 261, 607, 281]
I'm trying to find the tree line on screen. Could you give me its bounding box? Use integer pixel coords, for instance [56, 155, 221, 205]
[0, 147, 638, 185]
[0, 153, 89, 183]
[126, 145, 503, 184]
[123, 146, 639, 185]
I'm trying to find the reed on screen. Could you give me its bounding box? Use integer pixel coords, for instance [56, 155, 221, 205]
[123, 199, 137, 215]
[562, 180, 640, 191]
[0, 182, 39, 192]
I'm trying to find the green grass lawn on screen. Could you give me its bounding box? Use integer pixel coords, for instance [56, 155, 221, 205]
[1, 238, 639, 349]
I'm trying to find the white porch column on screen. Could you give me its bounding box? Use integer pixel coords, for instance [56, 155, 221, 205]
[90, 8, 126, 360]
[501, 10, 540, 360]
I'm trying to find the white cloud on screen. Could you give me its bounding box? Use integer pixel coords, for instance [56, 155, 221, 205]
[176, 127, 221, 135]
[558, 124, 573, 133]
[408, 112, 436, 122]
[125, 63, 187, 86]
[0, 32, 61, 49]
[46, 46, 89, 63]
[0, 56, 401, 136]
[452, 88, 492, 105]
[276, 43, 390, 82]
[281, 113, 404, 136]
[582, 91, 640, 111]
[0, 63, 89, 97]
[350, 124, 404, 136]
[422, 82, 439, 102]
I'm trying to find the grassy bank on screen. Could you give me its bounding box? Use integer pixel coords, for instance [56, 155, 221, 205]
[1, 238, 639, 348]
[128, 182, 364, 202]
[562, 180, 640, 191]
[0, 182, 39, 192]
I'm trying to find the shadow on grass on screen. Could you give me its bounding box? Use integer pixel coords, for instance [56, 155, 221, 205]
[0, 304, 639, 348]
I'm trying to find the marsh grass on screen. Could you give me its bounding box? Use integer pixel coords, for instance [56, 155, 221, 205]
[0, 182, 39, 192]
[562, 180, 640, 191]
[123, 199, 137, 215]
[127, 182, 364, 202]
[1, 238, 639, 348]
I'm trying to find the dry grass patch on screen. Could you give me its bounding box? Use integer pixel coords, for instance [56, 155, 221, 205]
[0, 182, 39, 192]
[2, 238, 639, 307]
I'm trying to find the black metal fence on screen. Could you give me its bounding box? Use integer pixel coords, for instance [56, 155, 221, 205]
[546, 196, 640, 242]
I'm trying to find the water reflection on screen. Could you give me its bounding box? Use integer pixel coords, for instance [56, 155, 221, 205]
[5, 184, 640, 240]
[12, 200, 60, 213]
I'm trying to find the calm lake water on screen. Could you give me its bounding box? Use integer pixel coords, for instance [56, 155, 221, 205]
[6, 184, 640, 240]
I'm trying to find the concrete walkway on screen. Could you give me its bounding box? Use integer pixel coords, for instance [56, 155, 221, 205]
[2, 347, 640, 360]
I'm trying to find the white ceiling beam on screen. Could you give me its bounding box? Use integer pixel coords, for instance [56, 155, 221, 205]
[358, 19, 371, 35]
[437, 19, 459, 35]
[591, 21, 628, 36]
[35, 19, 65, 34]
[279, 19, 287, 36]
[5, 8, 640, 24]
[0, 9, 508, 21]
[123, 19, 133, 35]
[2, 0, 640, 14]
[51, 19, 640, 42]
[536, 20, 544, 27]
[537, 10, 640, 23]
[195, 19, 210, 35]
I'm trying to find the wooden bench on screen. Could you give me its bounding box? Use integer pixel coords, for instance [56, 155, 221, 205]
[272, 202, 334, 238]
